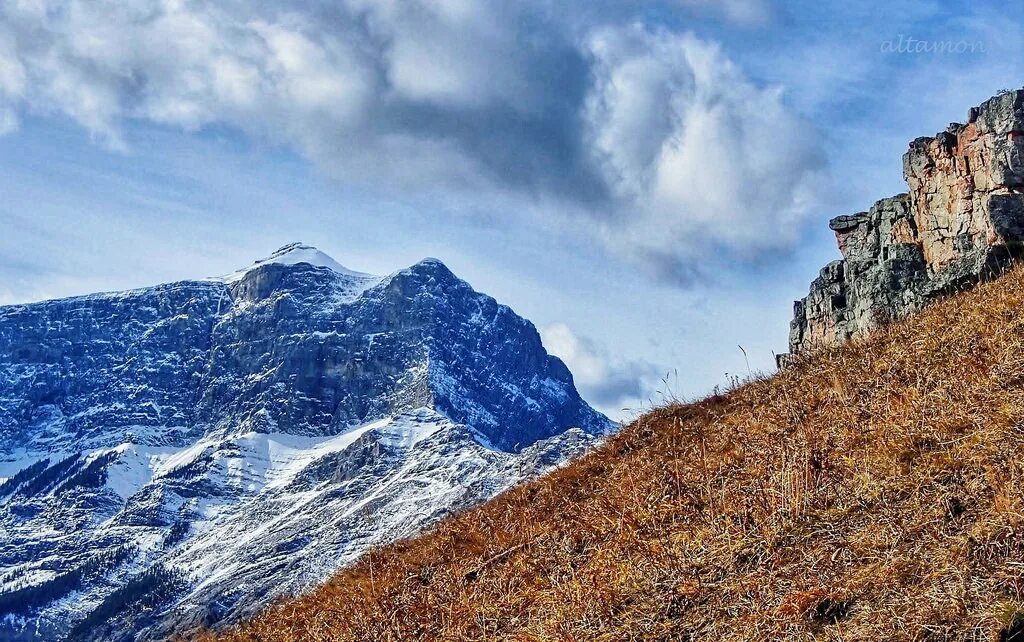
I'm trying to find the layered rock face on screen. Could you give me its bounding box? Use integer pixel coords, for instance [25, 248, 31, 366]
[787, 88, 1024, 357]
[0, 244, 610, 641]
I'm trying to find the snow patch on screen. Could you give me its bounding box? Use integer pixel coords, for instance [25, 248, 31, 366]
[216, 243, 379, 284]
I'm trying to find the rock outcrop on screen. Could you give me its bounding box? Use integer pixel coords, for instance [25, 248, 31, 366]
[785, 88, 1024, 359]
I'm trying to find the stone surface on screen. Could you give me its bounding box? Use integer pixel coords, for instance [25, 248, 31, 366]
[785, 88, 1024, 359]
[0, 245, 611, 641]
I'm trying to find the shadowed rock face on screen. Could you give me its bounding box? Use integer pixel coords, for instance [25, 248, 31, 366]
[0, 245, 610, 641]
[786, 88, 1024, 359]
[1, 250, 606, 454]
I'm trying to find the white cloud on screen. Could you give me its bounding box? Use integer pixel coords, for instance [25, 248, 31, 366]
[0, 107, 17, 134]
[584, 25, 826, 280]
[0, 0, 374, 146]
[0, 1, 826, 283]
[541, 323, 660, 418]
[353, 0, 531, 109]
[0, 33, 26, 100]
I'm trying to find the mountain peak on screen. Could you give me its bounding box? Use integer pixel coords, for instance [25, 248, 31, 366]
[415, 256, 445, 266]
[0, 235, 609, 640]
[217, 242, 376, 283]
[397, 256, 456, 281]
[253, 242, 368, 277]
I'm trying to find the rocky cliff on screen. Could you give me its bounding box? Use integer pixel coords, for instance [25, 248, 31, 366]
[0, 244, 610, 641]
[785, 88, 1024, 358]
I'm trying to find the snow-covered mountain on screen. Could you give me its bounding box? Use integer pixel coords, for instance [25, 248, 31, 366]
[0, 243, 611, 641]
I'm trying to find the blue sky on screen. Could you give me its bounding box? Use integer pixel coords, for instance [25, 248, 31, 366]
[1, 0, 1022, 419]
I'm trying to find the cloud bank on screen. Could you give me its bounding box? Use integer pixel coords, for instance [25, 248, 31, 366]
[0, 0, 825, 281]
[541, 322, 661, 417]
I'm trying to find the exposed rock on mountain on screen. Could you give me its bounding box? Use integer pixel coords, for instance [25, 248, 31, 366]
[785, 88, 1024, 358]
[0, 243, 610, 641]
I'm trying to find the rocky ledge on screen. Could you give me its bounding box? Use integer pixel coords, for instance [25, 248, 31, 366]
[784, 87, 1024, 361]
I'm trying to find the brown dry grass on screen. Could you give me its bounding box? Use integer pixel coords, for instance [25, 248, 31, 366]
[197, 266, 1024, 642]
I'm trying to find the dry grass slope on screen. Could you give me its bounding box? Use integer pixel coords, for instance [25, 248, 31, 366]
[199, 266, 1024, 641]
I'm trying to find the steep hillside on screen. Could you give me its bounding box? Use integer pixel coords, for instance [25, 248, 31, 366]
[205, 264, 1024, 641]
[0, 244, 609, 641]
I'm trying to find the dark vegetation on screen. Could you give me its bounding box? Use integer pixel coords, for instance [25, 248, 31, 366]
[0, 544, 136, 616]
[68, 564, 187, 640]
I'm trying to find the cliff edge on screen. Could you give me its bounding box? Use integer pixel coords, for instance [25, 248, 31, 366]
[785, 87, 1024, 360]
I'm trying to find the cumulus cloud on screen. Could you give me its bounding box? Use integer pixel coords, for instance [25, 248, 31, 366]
[584, 25, 826, 280]
[0, 0, 825, 282]
[541, 323, 660, 416]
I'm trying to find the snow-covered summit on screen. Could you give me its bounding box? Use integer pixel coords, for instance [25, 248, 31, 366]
[218, 242, 378, 283]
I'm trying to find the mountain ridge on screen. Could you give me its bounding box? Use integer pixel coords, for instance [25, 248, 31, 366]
[0, 245, 610, 641]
